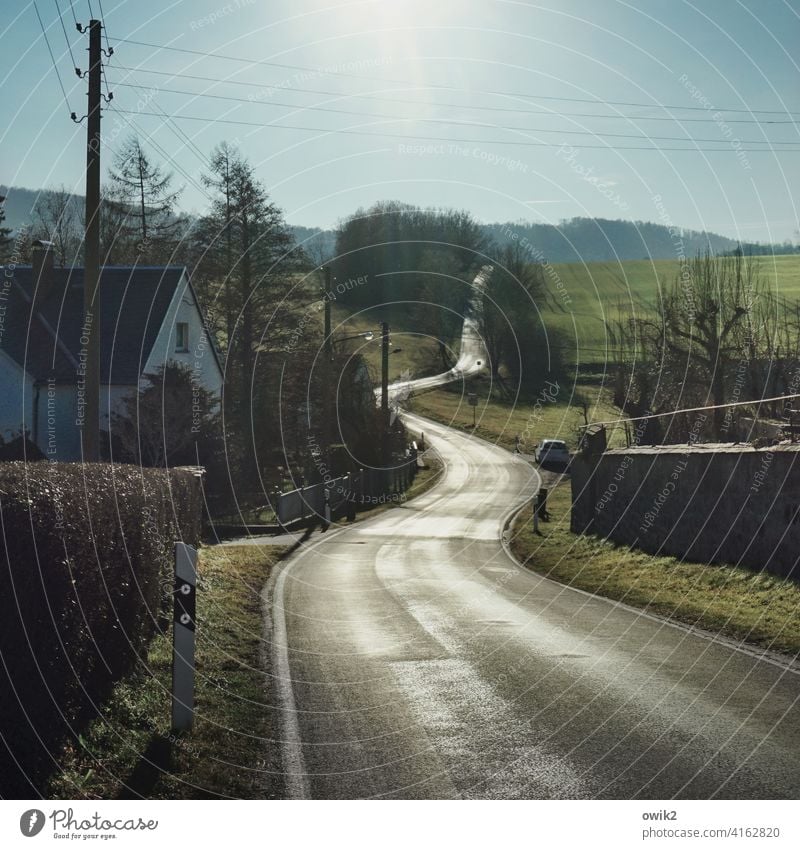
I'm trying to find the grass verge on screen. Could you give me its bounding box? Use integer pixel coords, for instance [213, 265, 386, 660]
[409, 375, 626, 452]
[47, 544, 289, 799]
[510, 483, 800, 656]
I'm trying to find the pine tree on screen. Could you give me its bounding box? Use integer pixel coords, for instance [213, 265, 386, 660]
[196, 143, 303, 482]
[106, 136, 185, 262]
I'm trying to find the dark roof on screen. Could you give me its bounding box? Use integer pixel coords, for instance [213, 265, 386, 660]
[0, 265, 190, 384]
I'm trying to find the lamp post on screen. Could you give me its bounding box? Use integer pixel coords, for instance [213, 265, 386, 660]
[330, 330, 374, 356]
[321, 265, 333, 479]
[322, 265, 332, 361]
[323, 320, 391, 470]
[381, 321, 390, 467]
[327, 330, 375, 471]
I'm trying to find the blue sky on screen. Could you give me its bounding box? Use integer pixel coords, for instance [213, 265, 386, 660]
[3, 0, 800, 241]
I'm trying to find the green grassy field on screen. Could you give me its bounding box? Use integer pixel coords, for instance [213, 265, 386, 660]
[538, 254, 800, 361]
[409, 374, 627, 452]
[330, 253, 800, 440]
[324, 254, 800, 369]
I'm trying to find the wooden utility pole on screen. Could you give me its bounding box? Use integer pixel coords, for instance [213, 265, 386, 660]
[323, 266, 332, 360]
[82, 19, 102, 461]
[323, 266, 333, 470]
[381, 321, 390, 466]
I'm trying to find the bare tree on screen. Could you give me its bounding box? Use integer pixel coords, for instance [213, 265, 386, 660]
[614, 252, 770, 441]
[0, 195, 15, 262]
[32, 186, 82, 266]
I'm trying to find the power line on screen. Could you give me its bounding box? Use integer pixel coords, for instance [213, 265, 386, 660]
[93, 10, 113, 100]
[108, 64, 798, 126]
[53, 0, 78, 73]
[115, 108, 800, 152]
[34, 0, 73, 117]
[107, 105, 213, 202]
[113, 62, 214, 169]
[101, 61, 112, 98]
[107, 35, 800, 118]
[68, 0, 78, 28]
[96, 0, 112, 53]
[587, 391, 800, 429]
[108, 81, 799, 147]
[129, 81, 213, 171]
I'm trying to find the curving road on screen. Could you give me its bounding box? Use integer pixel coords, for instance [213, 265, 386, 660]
[384, 264, 491, 412]
[268, 267, 800, 799]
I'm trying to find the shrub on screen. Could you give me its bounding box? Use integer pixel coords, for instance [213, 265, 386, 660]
[0, 461, 203, 797]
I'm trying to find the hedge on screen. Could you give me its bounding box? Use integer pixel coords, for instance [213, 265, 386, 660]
[0, 462, 203, 798]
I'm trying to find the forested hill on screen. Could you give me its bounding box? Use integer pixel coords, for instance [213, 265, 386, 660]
[298, 216, 792, 265]
[298, 216, 797, 264]
[3, 186, 795, 263]
[482, 217, 743, 263]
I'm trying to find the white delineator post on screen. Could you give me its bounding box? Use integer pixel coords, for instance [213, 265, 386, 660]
[172, 542, 198, 732]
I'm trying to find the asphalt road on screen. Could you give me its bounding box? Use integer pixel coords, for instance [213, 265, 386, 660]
[268, 264, 800, 799]
[269, 413, 800, 799]
[384, 264, 490, 405]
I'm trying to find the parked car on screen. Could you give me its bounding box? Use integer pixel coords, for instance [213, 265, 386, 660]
[534, 439, 570, 465]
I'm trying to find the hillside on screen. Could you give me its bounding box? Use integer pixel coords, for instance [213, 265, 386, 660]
[538, 253, 800, 363]
[332, 254, 800, 370]
[5, 186, 795, 266]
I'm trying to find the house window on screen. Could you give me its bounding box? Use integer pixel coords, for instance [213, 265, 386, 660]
[175, 322, 189, 352]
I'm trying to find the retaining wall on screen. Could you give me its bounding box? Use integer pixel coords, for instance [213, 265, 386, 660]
[571, 443, 800, 579]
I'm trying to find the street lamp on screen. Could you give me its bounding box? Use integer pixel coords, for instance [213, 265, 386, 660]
[381, 322, 390, 467]
[321, 265, 333, 361]
[333, 330, 374, 346]
[322, 319, 393, 469]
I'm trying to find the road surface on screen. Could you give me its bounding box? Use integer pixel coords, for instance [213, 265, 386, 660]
[385, 263, 491, 408]
[269, 414, 800, 799]
[267, 265, 800, 799]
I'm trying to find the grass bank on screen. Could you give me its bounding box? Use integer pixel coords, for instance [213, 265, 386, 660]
[48, 544, 289, 799]
[510, 483, 800, 656]
[409, 375, 626, 452]
[331, 303, 446, 382]
[539, 254, 800, 357]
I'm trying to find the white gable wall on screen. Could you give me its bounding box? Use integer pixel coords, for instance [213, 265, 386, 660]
[142, 271, 223, 400]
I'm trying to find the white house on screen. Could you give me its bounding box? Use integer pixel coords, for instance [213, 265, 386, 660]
[0, 241, 224, 461]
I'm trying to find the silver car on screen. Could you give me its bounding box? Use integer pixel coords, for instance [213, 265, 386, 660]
[534, 439, 570, 466]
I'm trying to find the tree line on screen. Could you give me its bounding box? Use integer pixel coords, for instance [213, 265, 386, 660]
[332, 200, 564, 393]
[611, 251, 800, 443]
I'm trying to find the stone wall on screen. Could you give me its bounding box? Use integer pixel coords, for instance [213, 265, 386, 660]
[571, 443, 800, 579]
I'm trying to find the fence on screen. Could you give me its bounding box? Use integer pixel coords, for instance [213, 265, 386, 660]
[582, 391, 800, 449]
[274, 457, 418, 526]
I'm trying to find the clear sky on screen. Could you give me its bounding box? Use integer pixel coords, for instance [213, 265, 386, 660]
[3, 0, 800, 241]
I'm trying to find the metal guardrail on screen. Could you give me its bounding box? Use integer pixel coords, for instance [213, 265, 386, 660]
[274, 458, 419, 525]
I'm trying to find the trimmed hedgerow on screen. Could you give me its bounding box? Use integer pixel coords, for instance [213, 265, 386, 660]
[0, 461, 202, 798]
